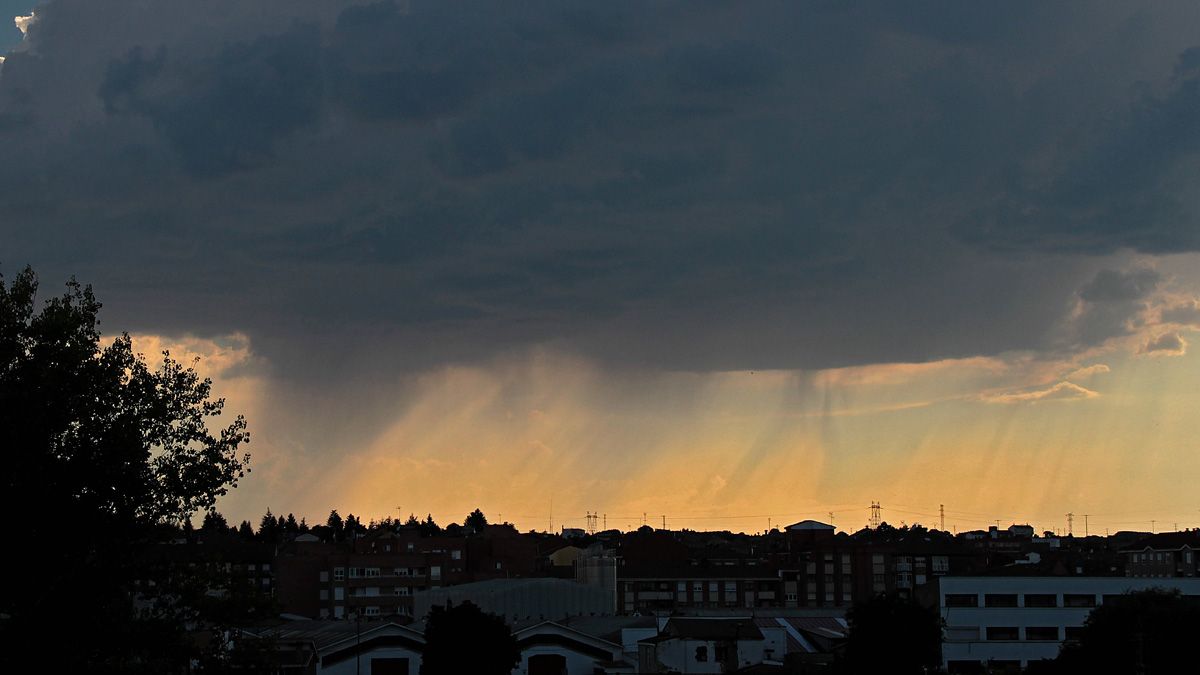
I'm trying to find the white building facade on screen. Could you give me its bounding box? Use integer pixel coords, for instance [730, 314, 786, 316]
[938, 575, 1200, 673]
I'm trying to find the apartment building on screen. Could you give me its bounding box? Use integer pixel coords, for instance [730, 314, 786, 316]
[276, 529, 466, 619]
[937, 575, 1200, 673]
[775, 520, 969, 609]
[1123, 530, 1200, 578]
[617, 565, 783, 613]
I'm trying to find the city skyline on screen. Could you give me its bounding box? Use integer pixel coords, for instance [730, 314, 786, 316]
[4, 2, 1200, 536]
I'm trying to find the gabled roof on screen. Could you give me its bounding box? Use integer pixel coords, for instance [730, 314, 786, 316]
[513, 621, 623, 662]
[658, 617, 764, 641]
[786, 520, 835, 531]
[1120, 531, 1200, 552]
[261, 619, 425, 652]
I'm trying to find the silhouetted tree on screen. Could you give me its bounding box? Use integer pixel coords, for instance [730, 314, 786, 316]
[298, 516, 309, 534]
[418, 513, 442, 537]
[420, 602, 520, 675]
[1050, 589, 1200, 675]
[405, 513, 420, 527]
[345, 513, 363, 538]
[0, 268, 250, 672]
[237, 520, 255, 540]
[284, 512, 299, 537]
[326, 510, 344, 541]
[202, 510, 229, 532]
[842, 593, 941, 675]
[259, 508, 279, 542]
[465, 508, 488, 533]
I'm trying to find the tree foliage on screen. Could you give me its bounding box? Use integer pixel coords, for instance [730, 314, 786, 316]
[1046, 588, 1200, 675]
[0, 268, 251, 672]
[420, 601, 520, 675]
[842, 593, 942, 675]
[465, 508, 488, 533]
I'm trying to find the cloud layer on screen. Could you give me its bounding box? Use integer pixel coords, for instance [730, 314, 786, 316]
[6, 2, 1200, 528]
[4, 0, 1200, 380]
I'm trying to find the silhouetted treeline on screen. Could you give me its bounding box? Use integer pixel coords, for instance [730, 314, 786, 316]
[185, 506, 493, 545]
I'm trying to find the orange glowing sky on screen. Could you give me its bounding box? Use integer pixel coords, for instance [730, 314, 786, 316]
[132, 256, 1200, 536]
[10, 2, 1200, 538]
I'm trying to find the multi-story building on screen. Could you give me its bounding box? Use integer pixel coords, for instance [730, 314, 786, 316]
[937, 575, 1200, 673]
[1122, 531, 1200, 578]
[276, 525, 552, 620]
[617, 565, 783, 614]
[774, 520, 974, 609]
[276, 529, 467, 619]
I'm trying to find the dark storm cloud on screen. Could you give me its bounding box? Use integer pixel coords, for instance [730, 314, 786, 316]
[99, 26, 324, 175]
[1071, 267, 1160, 347]
[4, 0, 1200, 379]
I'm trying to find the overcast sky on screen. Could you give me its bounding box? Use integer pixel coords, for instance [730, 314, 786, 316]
[4, 1, 1200, 533]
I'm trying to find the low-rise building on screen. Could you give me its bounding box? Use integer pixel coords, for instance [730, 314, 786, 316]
[413, 578, 614, 624]
[937, 575, 1200, 673]
[637, 617, 767, 673]
[1122, 531, 1200, 578]
[258, 619, 426, 675]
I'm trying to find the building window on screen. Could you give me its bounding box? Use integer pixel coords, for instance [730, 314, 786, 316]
[349, 568, 361, 579]
[725, 582, 737, 596]
[709, 582, 718, 595]
[786, 592, 798, 602]
[366, 568, 380, 578]
[394, 587, 410, 596]
[945, 594, 978, 607]
[985, 594, 1018, 608]
[806, 562, 816, 575]
[945, 627, 979, 642]
[320, 571, 329, 582]
[430, 566, 441, 581]
[452, 550, 462, 560]
[319, 589, 328, 600]
[364, 606, 380, 616]
[334, 567, 345, 581]
[932, 556, 949, 573]
[841, 555, 852, 574]
[1026, 627, 1059, 641]
[986, 627, 1019, 641]
[395, 567, 409, 576]
[695, 646, 708, 662]
[334, 587, 345, 600]
[1024, 594, 1057, 608]
[1064, 594, 1096, 608]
